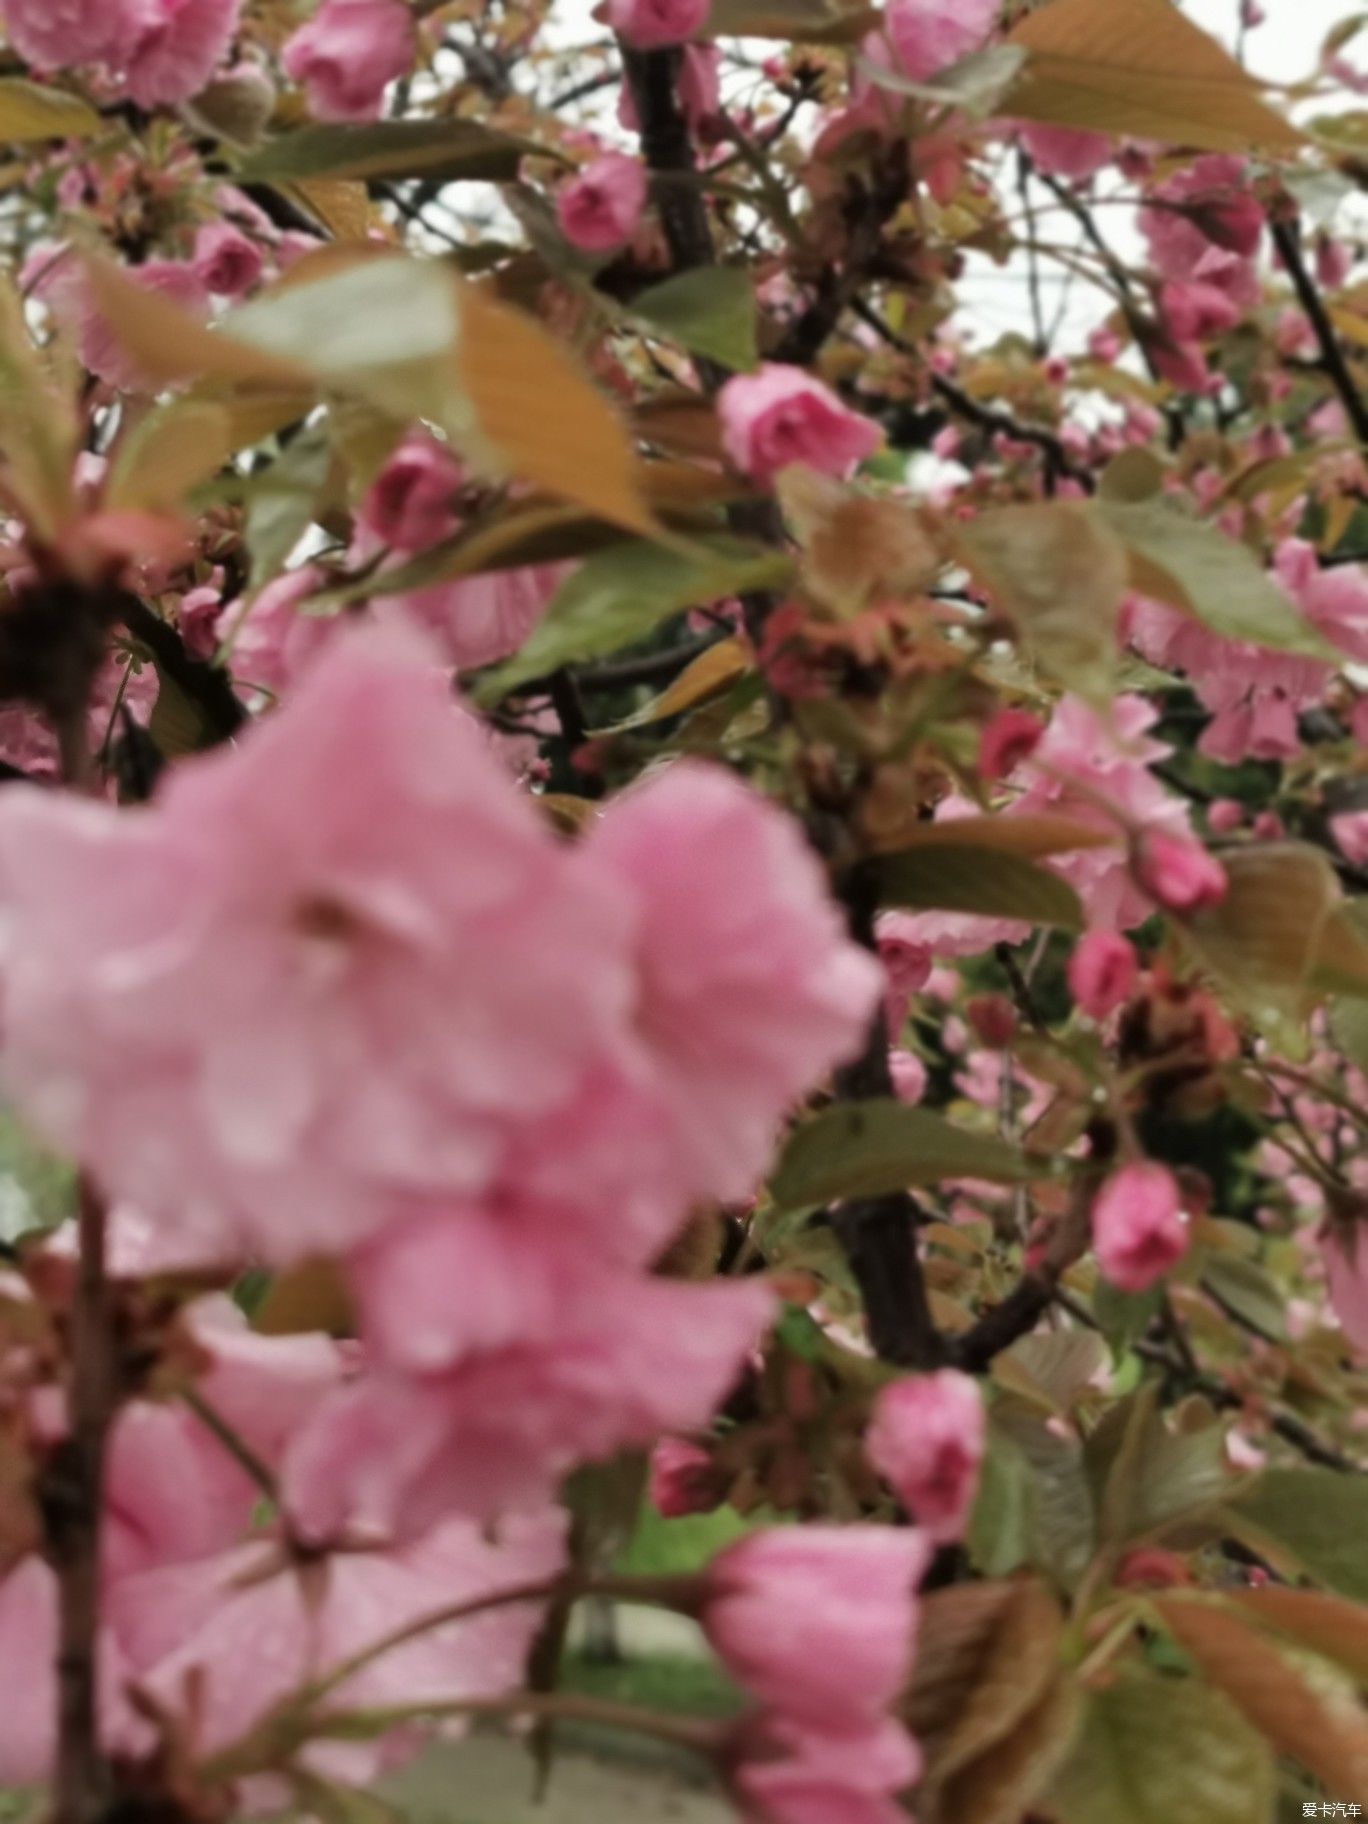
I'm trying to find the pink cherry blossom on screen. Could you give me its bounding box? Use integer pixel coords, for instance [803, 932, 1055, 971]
[0, 625, 637, 1260]
[586, 760, 883, 1204]
[192, 221, 264, 297]
[888, 1049, 928, 1104]
[358, 434, 464, 552]
[373, 564, 569, 673]
[884, 0, 999, 80]
[0, 1559, 59, 1783]
[557, 153, 649, 254]
[1274, 540, 1368, 664]
[876, 910, 932, 1037]
[1092, 1161, 1190, 1292]
[865, 1370, 984, 1544]
[26, 248, 210, 393]
[1160, 279, 1241, 343]
[282, 0, 415, 122]
[1068, 930, 1138, 1020]
[606, 0, 710, 52]
[703, 1526, 931, 1723]
[718, 365, 881, 487]
[979, 706, 1043, 779]
[283, 1225, 772, 1537]
[1331, 810, 1368, 868]
[1017, 122, 1111, 182]
[732, 1713, 922, 1824]
[223, 564, 343, 697]
[109, 1510, 566, 1770]
[1, 0, 131, 70]
[1134, 830, 1228, 913]
[1141, 155, 1263, 285]
[118, 0, 243, 107]
[1321, 1223, 1368, 1353]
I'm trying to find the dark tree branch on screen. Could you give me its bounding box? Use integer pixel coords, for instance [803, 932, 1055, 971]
[1270, 214, 1368, 446]
[116, 595, 247, 746]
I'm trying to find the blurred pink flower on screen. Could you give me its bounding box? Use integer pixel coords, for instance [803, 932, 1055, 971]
[1068, 930, 1138, 1021]
[732, 1713, 921, 1824]
[358, 434, 464, 553]
[865, 1370, 984, 1544]
[118, 0, 243, 107]
[606, 0, 710, 50]
[282, 0, 414, 121]
[979, 706, 1044, 779]
[649, 1437, 724, 1516]
[557, 153, 649, 253]
[192, 221, 263, 297]
[718, 365, 881, 486]
[888, 1048, 928, 1104]
[1, 0, 130, 69]
[1331, 810, 1368, 868]
[1092, 1161, 1190, 1292]
[1321, 1222, 1368, 1353]
[1017, 122, 1111, 182]
[1134, 830, 1227, 913]
[704, 1526, 931, 1722]
[884, 0, 998, 79]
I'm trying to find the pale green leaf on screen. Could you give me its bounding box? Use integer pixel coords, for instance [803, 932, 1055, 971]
[243, 426, 333, 589]
[0, 78, 101, 142]
[769, 1099, 1044, 1212]
[1049, 1670, 1275, 1824]
[1229, 1470, 1368, 1601]
[631, 268, 758, 372]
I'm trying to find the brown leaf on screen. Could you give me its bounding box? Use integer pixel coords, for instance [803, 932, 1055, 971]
[1227, 1586, 1368, 1686]
[777, 469, 941, 612]
[1155, 1596, 1368, 1802]
[254, 1259, 355, 1338]
[884, 813, 1112, 859]
[906, 1577, 1064, 1811]
[603, 638, 749, 732]
[86, 258, 311, 389]
[932, 1671, 1080, 1824]
[454, 281, 658, 539]
[1006, 0, 1302, 152]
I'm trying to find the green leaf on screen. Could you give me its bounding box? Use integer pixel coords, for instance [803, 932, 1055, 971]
[993, 1330, 1111, 1416]
[994, 1403, 1096, 1587]
[855, 45, 1027, 118]
[1229, 1470, 1368, 1602]
[0, 78, 101, 142]
[957, 502, 1127, 699]
[1096, 499, 1334, 659]
[1330, 994, 1368, 1073]
[1049, 1670, 1275, 1824]
[967, 1430, 1036, 1578]
[1093, 1280, 1164, 1356]
[240, 120, 540, 184]
[1202, 1255, 1286, 1342]
[769, 1099, 1045, 1211]
[878, 844, 1082, 930]
[631, 268, 759, 373]
[475, 537, 791, 699]
[242, 425, 333, 590]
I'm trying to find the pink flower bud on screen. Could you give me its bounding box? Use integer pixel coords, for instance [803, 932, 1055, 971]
[1206, 798, 1244, 835]
[357, 433, 464, 552]
[717, 365, 881, 487]
[704, 1526, 931, 1722]
[555, 152, 648, 254]
[648, 1437, 723, 1517]
[192, 222, 263, 298]
[1135, 831, 1228, 913]
[1067, 931, 1138, 1021]
[606, 0, 711, 48]
[978, 707, 1043, 779]
[865, 1370, 984, 1545]
[1091, 1161, 1190, 1293]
